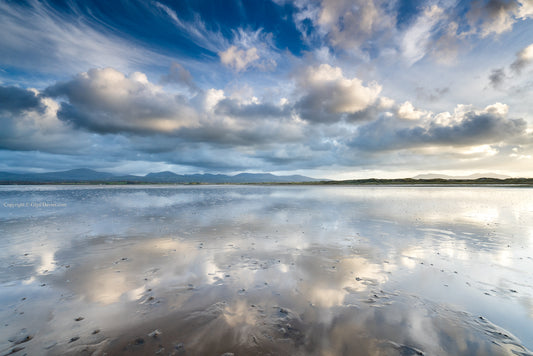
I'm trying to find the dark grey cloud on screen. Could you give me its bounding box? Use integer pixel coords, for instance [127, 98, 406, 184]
[350, 106, 527, 151]
[488, 68, 506, 88]
[0, 86, 88, 153]
[160, 62, 199, 92]
[510, 43, 533, 73]
[0, 86, 42, 114]
[416, 86, 450, 102]
[171, 118, 304, 148]
[296, 92, 344, 123]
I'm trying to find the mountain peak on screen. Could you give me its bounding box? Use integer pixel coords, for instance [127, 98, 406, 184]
[145, 171, 180, 177]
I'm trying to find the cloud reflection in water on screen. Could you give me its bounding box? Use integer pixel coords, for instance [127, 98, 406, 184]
[0, 185, 532, 355]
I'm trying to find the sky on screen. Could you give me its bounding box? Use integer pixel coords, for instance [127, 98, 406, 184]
[1, 0, 533, 179]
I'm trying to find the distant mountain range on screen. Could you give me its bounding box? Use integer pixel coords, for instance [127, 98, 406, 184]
[0, 168, 322, 184]
[412, 173, 511, 180]
[0, 169, 524, 185]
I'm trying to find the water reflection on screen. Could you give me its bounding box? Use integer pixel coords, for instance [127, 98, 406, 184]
[0, 185, 532, 355]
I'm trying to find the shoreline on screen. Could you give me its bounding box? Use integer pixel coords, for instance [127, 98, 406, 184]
[1, 179, 533, 187]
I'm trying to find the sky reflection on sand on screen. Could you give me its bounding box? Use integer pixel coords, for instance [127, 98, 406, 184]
[0, 185, 532, 355]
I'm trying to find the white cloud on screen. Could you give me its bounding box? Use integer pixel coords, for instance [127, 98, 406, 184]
[218, 28, 278, 72]
[430, 21, 461, 65]
[397, 101, 430, 120]
[0, 1, 170, 75]
[203, 88, 226, 112]
[219, 46, 260, 71]
[401, 5, 445, 65]
[153, 1, 227, 53]
[517, 0, 533, 18]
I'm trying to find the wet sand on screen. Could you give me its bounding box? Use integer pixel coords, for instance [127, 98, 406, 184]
[1, 185, 532, 355]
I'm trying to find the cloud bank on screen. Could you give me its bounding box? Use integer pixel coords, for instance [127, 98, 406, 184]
[1, 62, 531, 176]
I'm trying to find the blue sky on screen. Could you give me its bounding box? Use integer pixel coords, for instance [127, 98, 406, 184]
[1, 0, 533, 178]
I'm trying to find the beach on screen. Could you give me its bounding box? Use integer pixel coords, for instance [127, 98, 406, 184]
[1, 185, 532, 355]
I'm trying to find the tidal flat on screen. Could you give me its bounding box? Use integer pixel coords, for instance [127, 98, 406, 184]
[1, 185, 532, 355]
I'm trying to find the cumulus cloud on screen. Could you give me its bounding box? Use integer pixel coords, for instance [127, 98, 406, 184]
[45, 68, 199, 134]
[219, 46, 260, 71]
[466, 0, 533, 37]
[351, 103, 528, 151]
[510, 43, 533, 73]
[296, 64, 382, 123]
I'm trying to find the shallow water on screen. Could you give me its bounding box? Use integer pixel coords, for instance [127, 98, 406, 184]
[0, 185, 532, 355]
